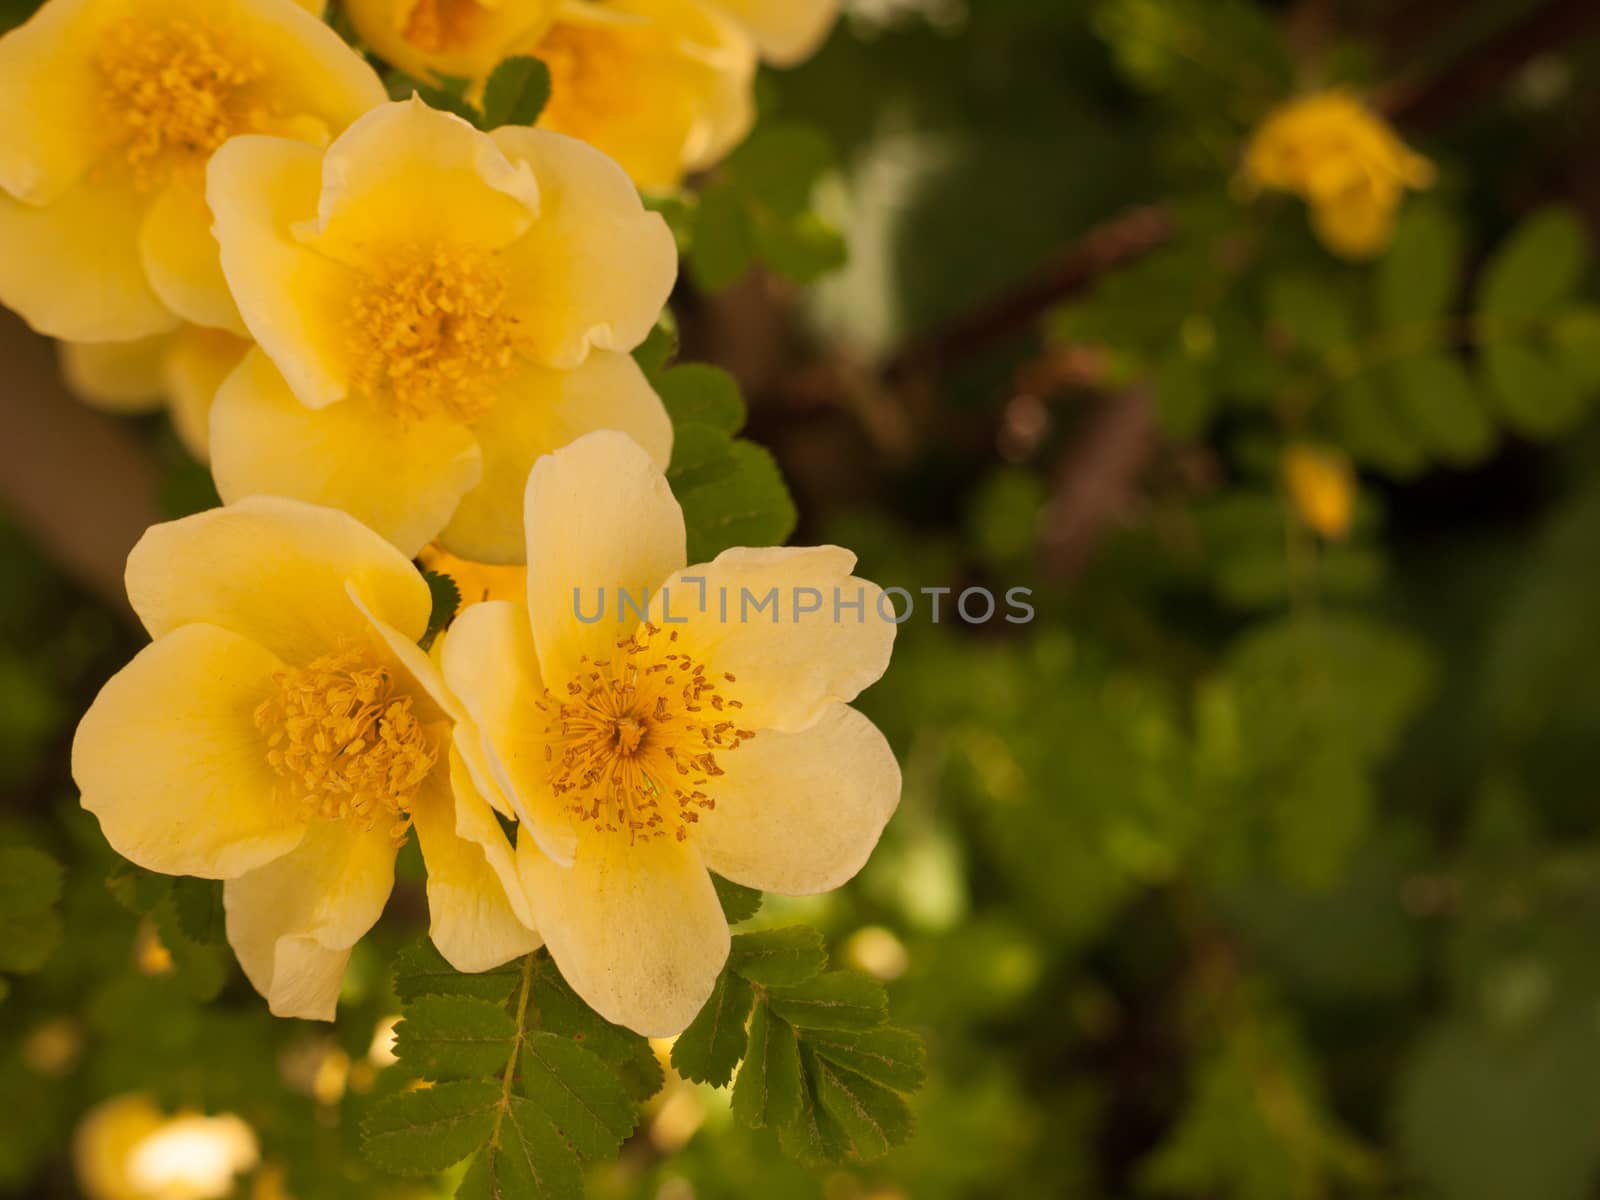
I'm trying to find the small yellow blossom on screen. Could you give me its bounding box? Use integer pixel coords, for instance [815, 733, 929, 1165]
[344, 0, 562, 85]
[1284, 443, 1356, 539]
[704, 0, 838, 66]
[0, 0, 384, 343]
[75, 1095, 258, 1200]
[205, 99, 676, 561]
[440, 432, 901, 1035]
[73, 498, 539, 1020]
[1242, 89, 1434, 259]
[59, 327, 252, 461]
[521, 0, 757, 192]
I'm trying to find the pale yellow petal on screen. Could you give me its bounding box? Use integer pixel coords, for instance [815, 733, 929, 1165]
[58, 334, 171, 413]
[224, 818, 397, 1020]
[697, 702, 898, 894]
[710, 0, 837, 66]
[126, 495, 433, 665]
[72, 622, 308, 879]
[439, 600, 578, 866]
[346, 0, 560, 84]
[0, 170, 175, 342]
[412, 751, 540, 971]
[438, 352, 673, 564]
[140, 177, 247, 334]
[163, 326, 253, 460]
[210, 348, 483, 557]
[652, 546, 896, 732]
[208, 135, 359, 410]
[517, 830, 727, 1037]
[524, 430, 686, 685]
[346, 579, 461, 727]
[490, 127, 678, 366]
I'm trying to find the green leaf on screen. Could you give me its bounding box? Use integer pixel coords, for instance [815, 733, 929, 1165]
[106, 862, 171, 915]
[752, 212, 848, 285]
[394, 995, 517, 1080]
[528, 954, 651, 1066]
[768, 972, 888, 1032]
[423, 570, 462, 641]
[406, 81, 479, 123]
[657, 364, 747, 434]
[1484, 342, 1588, 439]
[729, 927, 828, 987]
[712, 874, 763, 924]
[480, 56, 551, 129]
[456, 1099, 582, 1200]
[519, 1034, 638, 1159]
[732, 1000, 803, 1129]
[1265, 273, 1351, 355]
[806, 1044, 915, 1161]
[362, 1080, 502, 1176]
[1551, 307, 1600, 390]
[170, 877, 225, 945]
[668, 424, 741, 492]
[1478, 208, 1590, 322]
[1332, 374, 1426, 478]
[677, 441, 797, 563]
[672, 971, 755, 1086]
[777, 1053, 851, 1165]
[1389, 354, 1495, 465]
[689, 183, 755, 291]
[0, 847, 63, 973]
[633, 312, 680, 379]
[1153, 352, 1215, 440]
[729, 125, 835, 219]
[394, 939, 523, 1005]
[1378, 205, 1464, 326]
[805, 1026, 927, 1093]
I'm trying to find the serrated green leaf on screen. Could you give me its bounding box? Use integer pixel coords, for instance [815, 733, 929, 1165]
[1378, 205, 1463, 326]
[170, 877, 225, 945]
[362, 1080, 501, 1176]
[151, 896, 226, 1001]
[1478, 208, 1590, 322]
[729, 927, 827, 987]
[423, 570, 462, 641]
[673, 971, 754, 1086]
[678, 441, 797, 563]
[520, 1034, 637, 1159]
[778, 1050, 852, 1165]
[1484, 342, 1588, 439]
[658, 364, 746, 434]
[712, 874, 763, 924]
[806, 1045, 914, 1160]
[806, 1026, 927, 1093]
[614, 1040, 666, 1104]
[768, 972, 888, 1031]
[732, 1000, 803, 1129]
[394, 939, 523, 1005]
[457, 1098, 582, 1200]
[528, 954, 649, 1065]
[106, 862, 171, 915]
[395, 995, 517, 1080]
[1389, 354, 1494, 465]
[690, 183, 755, 291]
[480, 56, 550, 129]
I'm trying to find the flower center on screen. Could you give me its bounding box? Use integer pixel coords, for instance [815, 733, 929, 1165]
[96, 20, 267, 187]
[402, 0, 491, 53]
[536, 22, 651, 136]
[541, 624, 754, 844]
[255, 648, 437, 843]
[346, 244, 517, 423]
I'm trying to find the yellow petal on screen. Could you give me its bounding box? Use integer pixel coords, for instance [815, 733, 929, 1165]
[439, 352, 673, 564]
[58, 334, 171, 413]
[0, 170, 174, 341]
[411, 750, 541, 972]
[652, 546, 896, 732]
[517, 829, 727, 1037]
[524, 430, 686, 685]
[708, 0, 838, 66]
[126, 495, 433, 665]
[210, 348, 484, 558]
[697, 703, 899, 894]
[1312, 186, 1399, 260]
[293, 99, 541, 269]
[347, 579, 462, 728]
[140, 177, 246, 334]
[439, 600, 578, 866]
[72, 622, 308, 879]
[345, 0, 561, 85]
[164, 326, 253, 461]
[490, 126, 678, 366]
[224, 818, 398, 1020]
[209, 135, 359, 410]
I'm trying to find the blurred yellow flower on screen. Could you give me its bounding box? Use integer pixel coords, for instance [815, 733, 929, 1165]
[1242, 89, 1434, 259]
[440, 431, 901, 1035]
[0, 0, 384, 343]
[345, 0, 561, 85]
[73, 498, 538, 1020]
[59, 327, 252, 461]
[420, 543, 529, 613]
[206, 99, 675, 562]
[524, 0, 756, 192]
[1284, 443, 1356, 540]
[75, 1095, 258, 1200]
[705, 0, 838, 66]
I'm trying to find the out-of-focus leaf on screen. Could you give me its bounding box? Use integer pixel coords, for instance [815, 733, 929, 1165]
[1477, 208, 1590, 322]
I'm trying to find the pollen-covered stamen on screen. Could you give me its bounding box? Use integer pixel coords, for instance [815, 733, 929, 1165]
[255, 647, 438, 844]
[347, 244, 518, 424]
[97, 20, 268, 186]
[541, 623, 754, 844]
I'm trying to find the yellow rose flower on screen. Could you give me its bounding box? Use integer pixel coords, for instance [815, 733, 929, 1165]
[1283, 443, 1356, 540]
[75, 1095, 259, 1200]
[704, 0, 838, 66]
[524, 0, 757, 192]
[344, 0, 561, 85]
[1242, 88, 1434, 259]
[440, 431, 901, 1035]
[73, 498, 539, 1020]
[0, 0, 384, 343]
[59, 327, 252, 461]
[204, 98, 676, 562]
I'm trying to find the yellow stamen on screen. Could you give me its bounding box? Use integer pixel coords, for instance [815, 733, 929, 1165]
[347, 244, 518, 423]
[255, 647, 437, 843]
[543, 623, 754, 844]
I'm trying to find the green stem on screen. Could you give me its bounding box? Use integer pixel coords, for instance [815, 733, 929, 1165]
[488, 954, 536, 1150]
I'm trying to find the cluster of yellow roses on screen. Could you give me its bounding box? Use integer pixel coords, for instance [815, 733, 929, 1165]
[3, 0, 901, 1041]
